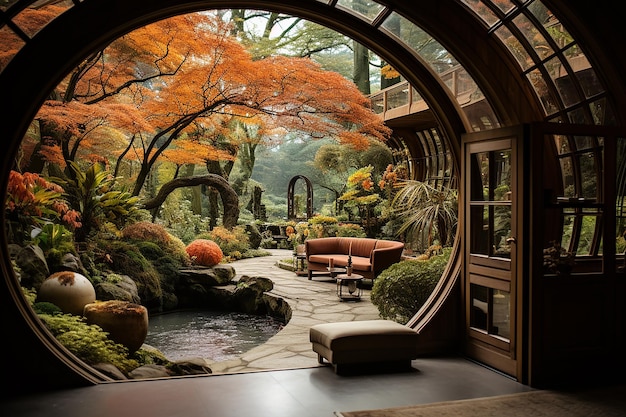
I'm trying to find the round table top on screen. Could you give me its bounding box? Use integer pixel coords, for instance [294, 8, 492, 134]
[336, 273, 363, 280]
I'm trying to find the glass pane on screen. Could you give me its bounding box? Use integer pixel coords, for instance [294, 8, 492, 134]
[538, 6, 574, 49]
[492, 289, 510, 339]
[553, 135, 571, 155]
[559, 156, 575, 198]
[616, 139, 626, 261]
[491, 0, 515, 14]
[459, 0, 500, 27]
[590, 97, 615, 126]
[411, 86, 421, 103]
[386, 83, 409, 110]
[573, 136, 595, 152]
[527, 68, 559, 114]
[470, 205, 490, 255]
[380, 12, 459, 74]
[371, 94, 384, 114]
[0, 26, 24, 74]
[471, 152, 490, 199]
[470, 284, 488, 331]
[13, 2, 72, 37]
[380, 12, 498, 131]
[577, 152, 598, 200]
[513, 12, 553, 61]
[336, 0, 386, 22]
[495, 25, 532, 71]
[494, 205, 511, 258]
[546, 56, 579, 107]
[494, 150, 511, 201]
[565, 48, 603, 103]
[567, 107, 589, 125]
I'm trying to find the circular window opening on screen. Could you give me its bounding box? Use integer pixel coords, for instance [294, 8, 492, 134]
[2, 2, 466, 385]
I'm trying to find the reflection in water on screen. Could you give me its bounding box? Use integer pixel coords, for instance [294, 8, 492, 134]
[145, 310, 284, 361]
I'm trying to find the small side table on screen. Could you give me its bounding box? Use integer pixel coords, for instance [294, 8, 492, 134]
[336, 274, 363, 301]
[294, 253, 307, 276]
[326, 267, 346, 279]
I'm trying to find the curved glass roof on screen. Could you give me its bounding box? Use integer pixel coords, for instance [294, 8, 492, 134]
[0, 0, 613, 129]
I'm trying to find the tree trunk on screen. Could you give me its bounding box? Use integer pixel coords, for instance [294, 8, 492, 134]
[142, 175, 239, 229]
[353, 41, 370, 95]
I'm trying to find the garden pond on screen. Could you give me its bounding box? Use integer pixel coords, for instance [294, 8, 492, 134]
[145, 309, 284, 361]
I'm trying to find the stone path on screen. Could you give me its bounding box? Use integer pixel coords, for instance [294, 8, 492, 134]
[204, 249, 381, 374]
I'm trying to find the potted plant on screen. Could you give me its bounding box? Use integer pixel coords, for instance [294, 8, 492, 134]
[543, 240, 575, 276]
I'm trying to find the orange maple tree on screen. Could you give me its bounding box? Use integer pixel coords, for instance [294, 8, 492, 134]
[21, 10, 390, 201]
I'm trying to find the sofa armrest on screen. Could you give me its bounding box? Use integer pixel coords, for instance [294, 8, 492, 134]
[371, 243, 404, 276]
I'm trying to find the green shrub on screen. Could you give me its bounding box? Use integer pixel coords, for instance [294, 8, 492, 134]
[336, 223, 366, 237]
[371, 248, 451, 324]
[197, 226, 250, 259]
[33, 301, 63, 315]
[38, 313, 139, 374]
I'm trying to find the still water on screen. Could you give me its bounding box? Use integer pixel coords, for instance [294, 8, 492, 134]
[145, 310, 284, 362]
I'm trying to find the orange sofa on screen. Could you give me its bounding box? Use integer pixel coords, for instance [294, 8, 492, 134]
[305, 237, 404, 281]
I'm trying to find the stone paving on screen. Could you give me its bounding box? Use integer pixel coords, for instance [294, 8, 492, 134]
[204, 249, 381, 374]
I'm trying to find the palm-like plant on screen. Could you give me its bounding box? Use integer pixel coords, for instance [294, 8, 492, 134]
[392, 180, 458, 252]
[53, 161, 140, 242]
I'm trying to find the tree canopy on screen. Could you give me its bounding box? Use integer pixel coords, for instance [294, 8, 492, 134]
[21, 10, 391, 203]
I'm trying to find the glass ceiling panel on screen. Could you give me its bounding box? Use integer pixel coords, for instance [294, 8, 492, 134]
[380, 12, 459, 73]
[458, 0, 499, 28]
[492, 0, 515, 14]
[335, 0, 386, 23]
[513, 12, 553, 61]
[494, 25, 532, 71]
[459, 0, 610, 126]
[379, 10, 498, 130]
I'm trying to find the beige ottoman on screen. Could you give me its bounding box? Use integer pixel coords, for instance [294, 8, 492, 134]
[309, 320, 419, 375]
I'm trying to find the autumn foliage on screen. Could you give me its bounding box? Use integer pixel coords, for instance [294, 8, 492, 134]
[19, 10, 390, 200]
[5, 170, 81, 229]
[186, 239, 224, 266]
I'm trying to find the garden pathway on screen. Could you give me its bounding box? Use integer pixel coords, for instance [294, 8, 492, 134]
[203, 249, 381, 374]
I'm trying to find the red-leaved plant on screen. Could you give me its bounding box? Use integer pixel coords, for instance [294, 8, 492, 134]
[186, 239, 223, 266]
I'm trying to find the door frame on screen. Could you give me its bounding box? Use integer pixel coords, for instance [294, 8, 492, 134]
[461, 125, 529, 381]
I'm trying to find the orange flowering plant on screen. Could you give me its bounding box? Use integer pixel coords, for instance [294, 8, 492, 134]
[186, 239, 224, 266]
[5, 170, 81, 244]
[339, 165, 381, 208]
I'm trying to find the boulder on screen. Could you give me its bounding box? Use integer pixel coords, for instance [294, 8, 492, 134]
[95, 274, 141, 304]
[15, 245, 49, 290]
[36, 271, 96, 315]
[83, 300, 149, 353]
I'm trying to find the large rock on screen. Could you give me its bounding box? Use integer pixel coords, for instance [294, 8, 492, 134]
[95, 274, 141, 304]
[233, 275, 274, 314]
[83, 300, 149, 353]
[178, 265, 235, 287]
[15, 245, 49, 290]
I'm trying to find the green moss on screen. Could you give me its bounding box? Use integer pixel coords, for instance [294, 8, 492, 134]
[38, 313, 139, 374]
[33, 301, 63, 315]
[99, 240, 163, 308]
[371, 248, 451, 324]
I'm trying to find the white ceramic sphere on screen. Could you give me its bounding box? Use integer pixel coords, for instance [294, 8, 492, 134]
[37, 271, 96, 315]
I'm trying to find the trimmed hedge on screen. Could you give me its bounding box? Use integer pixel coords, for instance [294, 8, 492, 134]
[371, 248, 451, 324]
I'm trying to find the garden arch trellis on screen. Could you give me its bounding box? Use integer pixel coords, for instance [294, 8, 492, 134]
[287, 175, 313, 220]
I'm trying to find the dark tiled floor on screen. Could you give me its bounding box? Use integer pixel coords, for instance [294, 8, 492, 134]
[1, 356, 534, 417]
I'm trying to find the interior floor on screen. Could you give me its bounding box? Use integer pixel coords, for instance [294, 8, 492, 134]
[1, 356, 535, 417]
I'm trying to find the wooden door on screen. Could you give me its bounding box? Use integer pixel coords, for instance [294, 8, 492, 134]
[463, 127, 525, 379]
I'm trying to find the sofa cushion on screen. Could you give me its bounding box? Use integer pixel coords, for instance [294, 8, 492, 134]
[337, 237, 377, 259]
[307, 254, 371, 272]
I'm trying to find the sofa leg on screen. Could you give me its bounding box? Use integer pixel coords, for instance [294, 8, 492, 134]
[308, 270, 312, 280]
